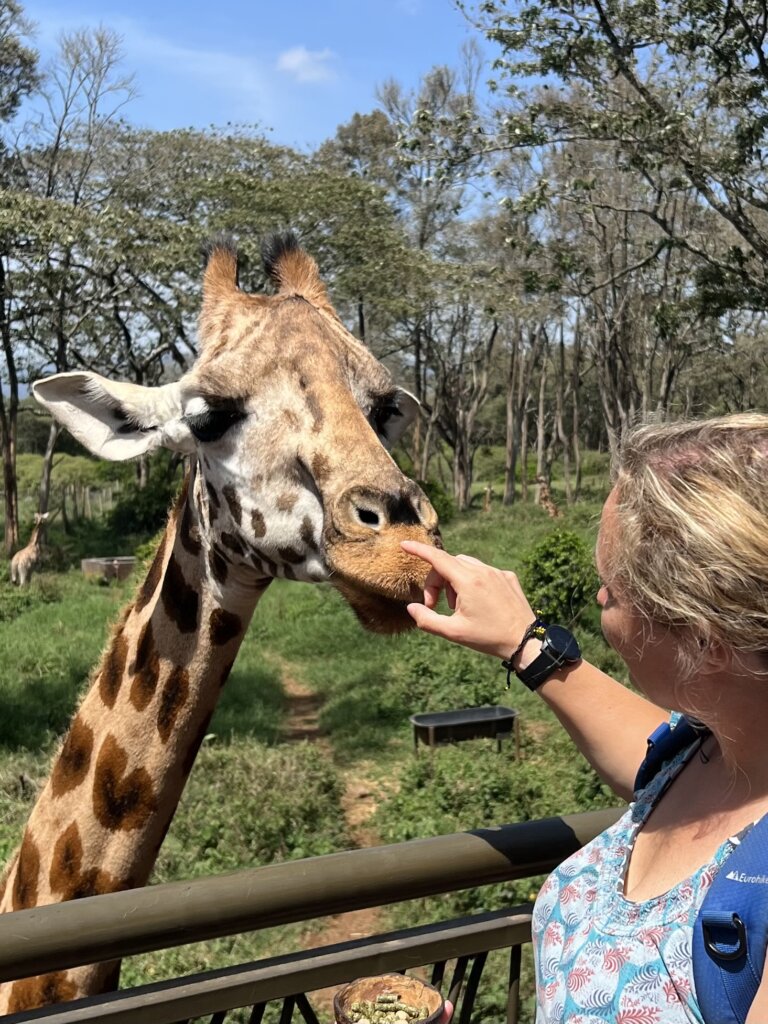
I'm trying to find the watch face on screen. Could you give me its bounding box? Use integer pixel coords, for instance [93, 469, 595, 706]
[544, 624, 581, 662]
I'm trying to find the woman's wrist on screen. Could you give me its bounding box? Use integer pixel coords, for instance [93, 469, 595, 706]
[514, 636, 544, 672]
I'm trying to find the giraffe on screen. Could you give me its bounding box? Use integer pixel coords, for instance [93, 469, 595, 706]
[0, 232, 440, 1014]
[9, 512, 49, 586]
[535, 474, 562, 518]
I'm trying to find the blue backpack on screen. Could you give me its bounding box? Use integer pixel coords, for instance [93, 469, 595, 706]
[635, 719, 768, 1024]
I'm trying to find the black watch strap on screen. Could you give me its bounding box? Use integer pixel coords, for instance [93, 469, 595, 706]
[516, 624, 582, 691]
[501, 617, 547, 687]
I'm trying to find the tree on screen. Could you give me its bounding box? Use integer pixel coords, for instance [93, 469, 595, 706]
[470, 0, 768, 313]
[0, 0, 38, 554]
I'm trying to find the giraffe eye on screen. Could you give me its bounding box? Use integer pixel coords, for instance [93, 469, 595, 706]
[186, 408, 245, 443]
[372, 401, 403, 439]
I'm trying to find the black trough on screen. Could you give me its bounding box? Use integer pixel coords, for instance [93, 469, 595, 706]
[409, 705, 519, 756]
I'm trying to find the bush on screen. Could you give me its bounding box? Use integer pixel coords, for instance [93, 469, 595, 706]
[108, 475, 178, 535]
[418, 479, 456, 524]
[520, 529, 598, 625]
[0, 576, 62, 622]
[153, 739, 348, 879]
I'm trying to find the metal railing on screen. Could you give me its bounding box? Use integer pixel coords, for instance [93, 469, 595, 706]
[0, 808, 622, 1024]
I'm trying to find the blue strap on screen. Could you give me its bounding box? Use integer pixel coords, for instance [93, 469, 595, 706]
[693, 813, 768, 1023]
[633, 717, 703, 793]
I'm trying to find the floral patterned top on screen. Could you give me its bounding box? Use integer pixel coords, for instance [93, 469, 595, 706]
[531, 736, 743, 1024]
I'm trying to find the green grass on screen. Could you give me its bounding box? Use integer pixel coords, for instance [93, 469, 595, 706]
[0, 492, 620, 1018]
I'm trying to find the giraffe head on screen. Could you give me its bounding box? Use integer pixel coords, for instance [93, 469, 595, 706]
[32, 233, 439, 633]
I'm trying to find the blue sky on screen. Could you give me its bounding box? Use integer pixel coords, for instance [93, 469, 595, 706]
[21, 0, 489, 149]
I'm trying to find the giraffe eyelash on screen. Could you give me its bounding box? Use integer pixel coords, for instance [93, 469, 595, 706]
[371, 397, 403, 439]
[185, 408, 246, 443]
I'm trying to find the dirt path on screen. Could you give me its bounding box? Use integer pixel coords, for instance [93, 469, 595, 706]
[280, 670, 387, 1017]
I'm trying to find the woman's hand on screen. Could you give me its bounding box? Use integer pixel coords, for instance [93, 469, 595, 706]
[439, 999, 454, 1022]
[400, 540, 537, 662]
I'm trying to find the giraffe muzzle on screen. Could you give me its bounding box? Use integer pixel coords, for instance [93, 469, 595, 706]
[324, 484, 440, 634]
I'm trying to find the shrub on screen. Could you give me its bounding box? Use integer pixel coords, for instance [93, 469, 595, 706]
[520, 529, 598, 625]
[108, 475, 178, 535]
[418, 479, 456, 524]
[153, 739, 348, 879]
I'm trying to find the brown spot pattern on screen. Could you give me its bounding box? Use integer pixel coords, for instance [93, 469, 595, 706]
[157, 666, 190, 743]
[209, 547, 229, 585]
[277, 492, 298, 513]
[93, 734, 158, 832]
[12, 832, 40, 910]
[129, 619, 161, 711]
[49, 822, 118, 901]
[99, 629, 128, 709]
[209, 608, 242, 647]
[206, 480, 221, 520]
[220, 531, 245, 555]
[51, 717, 94, 798]
[180, 500, 202, 556]
[305, 389, 325, 433]
[135, 531, 167, 613]
[160, 553, 199, 634]
[251, 508, 266, 537]
[312, 452, 330, 482]
[250, 547, 278, 576]
[7, 972, 78, 1013]
[300, 516, 318, 550]
[278, 545, 304, 564]
[222, 484, 242, 526]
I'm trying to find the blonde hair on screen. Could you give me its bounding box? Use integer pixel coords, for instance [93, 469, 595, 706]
[610, 413, 768, 674]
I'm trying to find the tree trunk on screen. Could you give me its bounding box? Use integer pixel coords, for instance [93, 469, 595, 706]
[503, 328, 519, 506]
[0, 260, 19, 556]
[38, 422, 60, 515]
[554, 322, 573, 504]
[535, 355, 548, 488]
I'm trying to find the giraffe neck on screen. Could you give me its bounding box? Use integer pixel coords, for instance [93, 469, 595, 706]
[0, 470, 266, 1012]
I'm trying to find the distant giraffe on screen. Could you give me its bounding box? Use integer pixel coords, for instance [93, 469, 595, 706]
[536, 474, 562, 518]
[0, 232, 440, 1014]
[482, 484, 494, 513]
[9, 512, 49, 586]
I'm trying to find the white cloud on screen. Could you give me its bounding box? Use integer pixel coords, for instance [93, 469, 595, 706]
[22, 5, 277, 123]
[277, 45, 337, 84]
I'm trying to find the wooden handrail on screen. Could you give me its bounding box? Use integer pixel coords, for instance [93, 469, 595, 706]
[0, 808, 622, 982]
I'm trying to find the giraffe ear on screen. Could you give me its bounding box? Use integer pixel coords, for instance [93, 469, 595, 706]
[32, 372, 196, 461]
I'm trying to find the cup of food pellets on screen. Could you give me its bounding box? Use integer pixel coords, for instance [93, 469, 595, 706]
[333, 973, 445, 1024]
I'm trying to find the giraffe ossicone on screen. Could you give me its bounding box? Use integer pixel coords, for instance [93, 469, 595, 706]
[0, 231, 439, 1014]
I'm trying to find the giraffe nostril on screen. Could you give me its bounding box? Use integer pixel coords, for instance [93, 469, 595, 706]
[356, 507, 381, 529]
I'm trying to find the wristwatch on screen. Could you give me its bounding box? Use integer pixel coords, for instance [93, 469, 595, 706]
[514, 623, 582, 691]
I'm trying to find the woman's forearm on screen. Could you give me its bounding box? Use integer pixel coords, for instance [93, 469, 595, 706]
[533, 658, 668, 801]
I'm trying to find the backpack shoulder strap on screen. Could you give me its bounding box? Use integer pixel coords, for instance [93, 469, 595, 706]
[633, 716, 702, 794]
[693, 812, 768, 1024]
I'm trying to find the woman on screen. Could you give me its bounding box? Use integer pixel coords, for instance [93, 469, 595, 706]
[402, 414, 768, 1023]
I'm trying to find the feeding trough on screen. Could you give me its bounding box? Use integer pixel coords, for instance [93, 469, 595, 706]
[81, 556, 137, 582]
[409, 705, 520, 756]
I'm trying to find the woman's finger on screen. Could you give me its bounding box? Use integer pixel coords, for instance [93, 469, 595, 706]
[456, 553, 484, 567]
[406, 602, 463, 640]
[401, 540, 466, 585]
